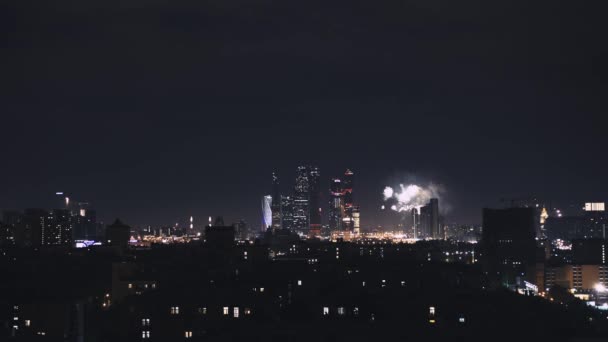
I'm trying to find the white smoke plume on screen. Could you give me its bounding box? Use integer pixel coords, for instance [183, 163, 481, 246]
[382, 183, 445, 212]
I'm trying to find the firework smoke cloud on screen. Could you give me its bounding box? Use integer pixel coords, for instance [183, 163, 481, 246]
[382, 183, 445, 212]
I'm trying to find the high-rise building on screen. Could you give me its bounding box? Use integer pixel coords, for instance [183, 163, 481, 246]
[353, 206, 361, 235]
[342, 169, 355, 232]
[73, 206, 98, 241]
[262, 195, 272, 231]
[329, 178, 344, 232]
[419, 198, 440, 239]
[281, 196, 295, 231]
[271, 172, 282, 231]
[293, 166, 310, 234]
[308, 166, 321, 235]
[481, 207, 537, 286]
[43, 209, 73, 246]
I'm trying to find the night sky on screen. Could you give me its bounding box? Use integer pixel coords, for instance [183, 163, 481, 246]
[1, 0, 606, 228]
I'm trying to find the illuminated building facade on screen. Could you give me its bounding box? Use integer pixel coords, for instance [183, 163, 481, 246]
[328, 178, 344, 232]
[352, 206, 360, 235]
[342, 169, 354, 232]
[293, 166, 310, 234]
[308, 167, 321, 236]
[271, 172, 282, 231]
[262, 195, 272, 231]
[281, 196, 294, 231]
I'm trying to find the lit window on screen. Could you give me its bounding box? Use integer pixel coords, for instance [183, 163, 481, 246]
[170, 306, 179, 315]
[198, 307, 207, 315]
[297, 280, 302, 286]
[429, 306, 436, 315]
[323, 307, 329, 315]
[459, 317, 465, 323]
[223, 307, 229, 315]
[128, 283, 133, 289]
[142, 318, 150, 327]
[151, 283, 156, 289]
[362, 281, 366, 287]
[260, 288, 265, 292]
[14, 317, 18, 321]
[185, 331, 193, 338]
[244, 308, 252, 315]
[337, 307, 345, 315]
[142, 330, 150, 339]
[25, 320, 31, 327]
[233, 307, 240, 318]
[353, 307, 359, 316]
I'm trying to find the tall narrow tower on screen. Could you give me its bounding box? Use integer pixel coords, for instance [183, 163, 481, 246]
[293, 166, 310, 234]
[308, 166, 321, 235]
[271, 172, 282, 231]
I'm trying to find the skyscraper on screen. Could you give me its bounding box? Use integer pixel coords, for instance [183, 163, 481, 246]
[353, 206, 361, 235]
[329, 178, 344, 232]
[262, 195, 272, 231]
[293, 166, 310, 234]
[271, 172, 282, 231]
[481, 207, 537, 286]
[41, 209, 73, 246]
[419, 198, 441, 239]
[281, 195, 295, 231]
[308, 166, 321, 235]
[342, 169, 354, 231]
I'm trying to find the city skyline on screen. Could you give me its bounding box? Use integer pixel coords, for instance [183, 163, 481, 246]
[2, 1, 608, 340]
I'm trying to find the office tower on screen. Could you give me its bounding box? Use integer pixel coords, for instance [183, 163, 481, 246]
[411, 208, 419, 239]
[293, 166, 310, 234]
[419, 198, 440, 239]
[429, 198, 441, 239]
[329, 178, 344, 232]
[308, 166, 321, 235]
[262, 195, 273, 231]
[281, 196, 295, 231]
[42, 209, 73, 246]
[106, 219, 131, 249]
[73, 206, 97, 241]
[481, 207, 537, 286]
[271, 172, 282, 230]
[353, 206, 361, 235]
[342, 169, 354, 230]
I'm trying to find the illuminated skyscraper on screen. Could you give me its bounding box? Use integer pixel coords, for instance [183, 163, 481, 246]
[293, 166, 310, 234]
[281, 195, 295, 231]
[308, 166, 321, 235]
[353, 206, 361, 235]
[271, 172, 282, 231]
[329, 178, 344, 232]
[262, 195, 272, 231]
[42, 209, 73, 246]
[342, 169, 354, 232]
